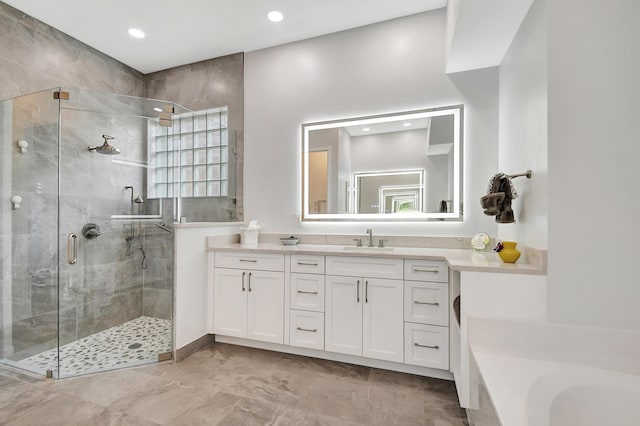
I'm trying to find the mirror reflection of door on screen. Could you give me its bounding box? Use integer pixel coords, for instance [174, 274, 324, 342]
[308, 150, 328, 213]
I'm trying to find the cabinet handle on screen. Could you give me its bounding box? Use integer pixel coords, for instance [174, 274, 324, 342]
[241, 272, 246, 291]
[413, 268, 439, 273]
[414, 343, 439, 349]
[414, 301, 439, 306]
[248, 272, 252, 292]
[239, 259, 257, 263]
[297, 290, 318, 295]
[356, 280, 360, 303]
[296, 262, 318, 266]
[296, 327, 317, 333]
[365, 280, 368, 303]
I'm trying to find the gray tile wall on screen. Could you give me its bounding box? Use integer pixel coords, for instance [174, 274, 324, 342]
[144, 53, 244, 222]
[0, 0, 244, 362]
[4, 89, 175, 359]
[0, 2, 144, 101]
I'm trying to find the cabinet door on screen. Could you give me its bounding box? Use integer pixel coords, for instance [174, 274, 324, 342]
[362, 278, 404, 362]
[213, 268, 247, 338]
[247, 270, 284, 344]
[325, 275, 362, 356]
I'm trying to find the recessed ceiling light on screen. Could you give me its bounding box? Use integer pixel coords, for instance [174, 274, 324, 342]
[153, 107, 163, 112]
[128, 28, 146, 39]
[268, 11, 284, 22]
[362, 127, 370, 132]
[403, 122, 411, 127]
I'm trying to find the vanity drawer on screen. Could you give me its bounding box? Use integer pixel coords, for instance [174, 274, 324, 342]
[291, 254, 325, 274]
[290, 273, 325, 312]
[326, 256, 403, 280]
[289, 310, 324, 350]
[404, 281, 449, 326]
[214, 251, 284, 271]
[404, 323, 449, 370]
[404, 259, 448, 283]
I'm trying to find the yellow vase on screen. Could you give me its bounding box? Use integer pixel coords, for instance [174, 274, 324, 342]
[498, 241, 521, 263]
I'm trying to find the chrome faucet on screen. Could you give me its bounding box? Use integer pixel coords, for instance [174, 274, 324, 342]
[366, 228, 374, 247]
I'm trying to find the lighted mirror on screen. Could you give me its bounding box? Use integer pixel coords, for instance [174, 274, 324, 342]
[302, 105, 463, 221]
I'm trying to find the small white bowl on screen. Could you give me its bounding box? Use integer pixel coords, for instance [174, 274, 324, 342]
[280, 236, 300, 246]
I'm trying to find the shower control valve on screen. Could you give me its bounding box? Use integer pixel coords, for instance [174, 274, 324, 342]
[82, 223, 102, 239]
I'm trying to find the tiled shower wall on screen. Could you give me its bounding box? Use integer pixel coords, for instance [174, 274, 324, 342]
[0, 0, 243, 224]
[0, 0, 244, 360]
[3, 89, 175, 359]
[144, 53, 244, 222]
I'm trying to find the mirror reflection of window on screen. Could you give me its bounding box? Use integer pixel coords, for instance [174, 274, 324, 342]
[382, 189, 420, 213]
[308, 150, 328, 213]
[355, 170, 424, 214]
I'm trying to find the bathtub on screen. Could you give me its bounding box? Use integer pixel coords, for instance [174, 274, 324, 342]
[470, 347, 640, 426]
[527, 366, 640, 426]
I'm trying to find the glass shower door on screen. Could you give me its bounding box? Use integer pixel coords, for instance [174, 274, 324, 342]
[55, 89, 175, 378]
[0, 88, 61, 377]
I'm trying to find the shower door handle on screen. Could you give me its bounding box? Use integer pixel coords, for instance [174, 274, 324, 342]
[68, 233, 77, 265]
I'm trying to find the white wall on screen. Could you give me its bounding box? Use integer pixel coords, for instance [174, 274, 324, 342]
[174, 222, 241, 349]
[547, 0, 640, 329]
[245, 9, 499, 236]
[497, 0, 548, 249]
[350, 129, 429, 171]
[350, 129, 449, 212]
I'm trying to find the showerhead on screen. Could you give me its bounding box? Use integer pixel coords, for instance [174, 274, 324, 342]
[88, 135, 120, 155]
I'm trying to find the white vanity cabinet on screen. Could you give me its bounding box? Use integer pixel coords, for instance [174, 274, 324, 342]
[213, 252, 284, 344]
[209, 248, 453, 381]
[403, 259, 450, 369]
[325, 256, 404, 363]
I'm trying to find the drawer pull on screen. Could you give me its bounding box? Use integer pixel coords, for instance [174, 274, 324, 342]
[297, 262, 318, 266]
[413, 268, 439, 273]
[297, 290, 318, 295]
[239, 259, 258, 263]
[296, 327, 318, 333]
[414, 343, 439, 349]
[414, 301, 440, 306]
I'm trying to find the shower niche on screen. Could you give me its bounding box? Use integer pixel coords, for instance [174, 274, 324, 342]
[0, 87, 236, 378]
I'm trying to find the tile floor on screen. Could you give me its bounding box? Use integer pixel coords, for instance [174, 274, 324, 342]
[17, 316, 172, 378]
[0, 343, 468, 425]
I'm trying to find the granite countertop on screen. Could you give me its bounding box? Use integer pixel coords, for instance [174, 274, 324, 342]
[207, 241, 546, 276]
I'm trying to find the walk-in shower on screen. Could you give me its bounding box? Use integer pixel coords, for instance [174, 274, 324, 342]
[0, 87, 215, 379]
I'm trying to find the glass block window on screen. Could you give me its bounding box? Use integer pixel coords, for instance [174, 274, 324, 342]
[149, 107, 229, 198]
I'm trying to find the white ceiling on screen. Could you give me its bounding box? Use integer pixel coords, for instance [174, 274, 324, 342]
[5, 0, 447, 74]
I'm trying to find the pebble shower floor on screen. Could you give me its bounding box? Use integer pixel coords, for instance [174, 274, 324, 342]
[19, 316, 171, 378]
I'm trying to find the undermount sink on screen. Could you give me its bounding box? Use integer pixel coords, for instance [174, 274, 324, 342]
[343, 246, 395, 252]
